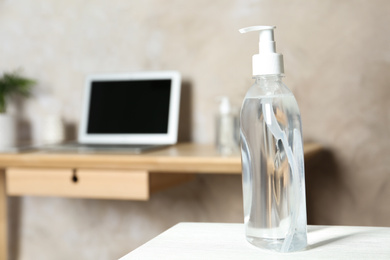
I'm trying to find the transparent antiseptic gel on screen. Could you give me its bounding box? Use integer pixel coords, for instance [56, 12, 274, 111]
[239, 26, 307, 252]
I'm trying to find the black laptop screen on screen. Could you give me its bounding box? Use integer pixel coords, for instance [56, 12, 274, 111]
[87, 79, 171, 134]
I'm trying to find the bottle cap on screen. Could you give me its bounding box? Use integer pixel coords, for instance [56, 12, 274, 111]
[239, 26, 284, 76]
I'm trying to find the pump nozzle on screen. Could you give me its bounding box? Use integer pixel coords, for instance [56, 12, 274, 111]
[239, 25, 284, 76]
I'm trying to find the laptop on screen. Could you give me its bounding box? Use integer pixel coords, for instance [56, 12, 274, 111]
[44, 71, 181, 153]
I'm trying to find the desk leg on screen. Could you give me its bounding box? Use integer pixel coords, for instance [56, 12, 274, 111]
[0, 170, 7, 260]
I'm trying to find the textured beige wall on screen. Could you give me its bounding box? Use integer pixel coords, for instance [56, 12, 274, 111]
[1, 0, 390, 259]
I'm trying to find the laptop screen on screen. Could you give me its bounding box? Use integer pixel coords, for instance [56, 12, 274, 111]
[87, 79, 171, 134]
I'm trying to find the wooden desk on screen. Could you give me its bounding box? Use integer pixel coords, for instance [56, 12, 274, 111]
[120, 223, 390, 259]
[0, 142, 321, 260]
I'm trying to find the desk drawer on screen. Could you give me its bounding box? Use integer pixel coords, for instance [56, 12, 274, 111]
[6, 168, 149, 200]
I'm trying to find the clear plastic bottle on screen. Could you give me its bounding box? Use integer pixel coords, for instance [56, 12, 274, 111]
[239, 26, 307, 252]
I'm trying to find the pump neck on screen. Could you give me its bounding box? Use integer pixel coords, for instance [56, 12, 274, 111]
[253, 74, 288, 95]
[254, 74, 284, 81]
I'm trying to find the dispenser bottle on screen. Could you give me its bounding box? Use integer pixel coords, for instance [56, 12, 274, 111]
[216, 97, 238, 155]
[239, 26, 307, 252]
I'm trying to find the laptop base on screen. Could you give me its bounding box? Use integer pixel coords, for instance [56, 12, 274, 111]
[40, 142, 167, 154]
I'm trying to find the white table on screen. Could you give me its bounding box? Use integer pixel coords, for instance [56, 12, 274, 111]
[120, 222, 390, 260]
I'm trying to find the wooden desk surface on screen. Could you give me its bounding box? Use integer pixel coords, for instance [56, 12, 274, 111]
[0, 143, 322, 174]
[120, 223, 390, 260]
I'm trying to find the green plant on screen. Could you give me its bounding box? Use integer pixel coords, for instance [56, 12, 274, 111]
[0, 70, 36, 113]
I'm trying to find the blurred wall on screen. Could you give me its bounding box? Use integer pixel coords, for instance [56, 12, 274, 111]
[1, 0, 390, 259]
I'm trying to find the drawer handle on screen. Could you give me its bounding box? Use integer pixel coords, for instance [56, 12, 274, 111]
[72, 169, 78, 183]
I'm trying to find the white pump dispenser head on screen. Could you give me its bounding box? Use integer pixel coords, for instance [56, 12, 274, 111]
[239, 26, 284, 76]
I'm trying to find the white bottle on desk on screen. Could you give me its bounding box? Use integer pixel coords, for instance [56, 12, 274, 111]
[216, 97, 237, 155]
[239, 26, 307, 252]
